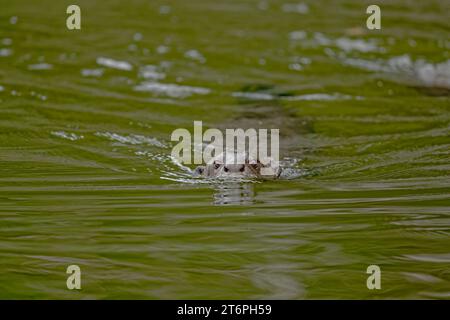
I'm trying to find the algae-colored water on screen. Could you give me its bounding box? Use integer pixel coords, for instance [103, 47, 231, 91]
[0, 0, 449, 299]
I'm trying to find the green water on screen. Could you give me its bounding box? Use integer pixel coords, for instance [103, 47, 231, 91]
[0, 0, 449, 299]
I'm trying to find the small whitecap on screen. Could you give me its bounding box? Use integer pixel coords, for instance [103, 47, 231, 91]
[159, 5, 171, 15]
[0, 85, 4, 92]
[184, 49, 206, 63]
[313, 32, 332, 46]
[341, 57, 387, 72]
[289, 63, 303, 71]
[96, 57, 133, 71]
[258, 1, 269, 10]
[28, 63, 53, 71]
[341, 55, 450, 89]
[282, 3, 309, 14]
[81, 68, 104, 77]
[286, 93, 355, 101]
[139, 65, 166, 80]
[403, 253, 450, 263]
[95, 132, 166, 147]
[159, 61, 172, 70]
[408, 39, 417, 47]
[289, 56, 311, 70]
[156, 45, 169, 54]
[10, 16, 18, 25]
[128, 44, 138, 52]
[134, 82, 211, 98]
[2, 38, 12, 46]
[59, 53, 68, 61]
[299, 57, 311, 64]
[289, 30, 307, 41]
[335, 37, 379, 53]
[51, 131, 84, 141]
[0, 48, 13, 57]
[323, 48, 335, 57]
[133, 32, 143, 42]
[232, 92, 274, 100]
[387, 55, 413, 72]
[414, 59, 450, 88]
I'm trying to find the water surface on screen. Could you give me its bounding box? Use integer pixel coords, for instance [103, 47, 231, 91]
[0, 0, 449, 299]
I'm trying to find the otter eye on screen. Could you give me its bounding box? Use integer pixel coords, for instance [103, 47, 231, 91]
[239, 166, 245, 172]
[214, 163, 221, 170]
[224, 167, 229, 172]
[198, 168, 204, 174]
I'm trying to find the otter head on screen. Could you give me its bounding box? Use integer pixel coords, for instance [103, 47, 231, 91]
[194, 160, 248, 178]
[193, 153, 281, 179]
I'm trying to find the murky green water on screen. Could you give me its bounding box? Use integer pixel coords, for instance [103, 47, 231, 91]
[1, 0, 449, 299]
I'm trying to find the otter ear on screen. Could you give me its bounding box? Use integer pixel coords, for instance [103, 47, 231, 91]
[246, 157, 259, 165]
[194, 166, 205, 175]
[248, 161, 262, 171]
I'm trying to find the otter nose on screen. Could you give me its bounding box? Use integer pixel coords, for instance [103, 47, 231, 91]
[239, 164, 245, 172]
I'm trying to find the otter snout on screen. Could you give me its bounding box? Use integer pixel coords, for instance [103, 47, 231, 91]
[223, 164, 245, 173]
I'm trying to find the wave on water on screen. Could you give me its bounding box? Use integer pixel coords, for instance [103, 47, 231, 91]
[96, 57, 133, 71]
[282, 3, 309, 14]
[81, 68, 104, 77]
[184, 49, 206, 63]
[134, 82, 211, 98]
[95, 132, 166, 147]
[231, 91, 362, 101]
[231, 91, 275, 100]
[289, 31, 382, 53]
[285, 93, 362, 101]
[0, 48, 13, 57]
[342, 55, 450, 89]
[138, 65, 166, 80]
[159, 156, 307, 184]
[51, 131, 84, 141]
[28, 63, 53, 71]
[335, 37, 379, 53]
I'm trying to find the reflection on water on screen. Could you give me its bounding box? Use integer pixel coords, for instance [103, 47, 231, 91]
[213, 183, 255, 206]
